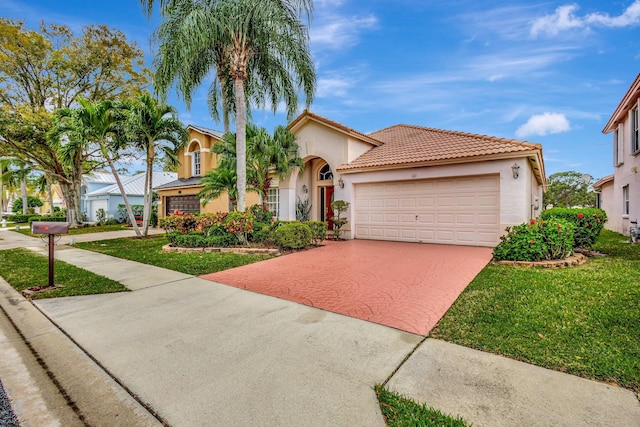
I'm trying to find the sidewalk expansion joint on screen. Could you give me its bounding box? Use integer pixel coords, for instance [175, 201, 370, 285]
[29, 300, 173, 427]
[0, 303, 91, 427]
[131, 276, 197, 291]
[381, 334, 429, 388]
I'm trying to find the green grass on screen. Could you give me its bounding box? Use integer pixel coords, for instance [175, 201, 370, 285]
[74, 236, 273, 276]
[430, 230, 640, 392]
[0, 248, 127, 299]
[375, 385, 469, 427]
[14, 223, 131, 236]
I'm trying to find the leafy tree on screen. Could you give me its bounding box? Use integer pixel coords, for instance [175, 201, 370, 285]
[148, 0, 315, 212]
[0, 158, 33, 214]
[11, 196, 43, 213]
[544, 171, 596, 209]
[55, 98, 144, 235]
[0, 19, 148, 225]
[124, 93, 188, 235]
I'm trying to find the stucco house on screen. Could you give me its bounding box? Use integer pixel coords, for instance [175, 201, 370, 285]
[85, 171, 177, 222]
[594, 72, 640, 235]
[157, 112, 546, 247]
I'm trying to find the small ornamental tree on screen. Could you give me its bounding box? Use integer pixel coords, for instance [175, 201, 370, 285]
[330, 200, 350, 240]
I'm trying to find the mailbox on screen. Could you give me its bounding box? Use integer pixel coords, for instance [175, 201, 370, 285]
[31, 221, 70, 235]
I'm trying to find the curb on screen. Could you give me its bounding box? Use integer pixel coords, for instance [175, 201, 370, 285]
[0, 278, 163, 427]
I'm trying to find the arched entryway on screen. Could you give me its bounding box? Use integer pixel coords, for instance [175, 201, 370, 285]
[316, 163, 335, 230]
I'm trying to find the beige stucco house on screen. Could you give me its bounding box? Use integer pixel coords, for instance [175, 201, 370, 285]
[594, 72, 640, 235]
[158, 111, 546, 247]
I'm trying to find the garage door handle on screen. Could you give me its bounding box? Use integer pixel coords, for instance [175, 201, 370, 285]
[416, 215, 418, 221]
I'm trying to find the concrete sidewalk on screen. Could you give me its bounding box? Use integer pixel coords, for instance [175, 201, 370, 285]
[0, 228, 639, 426]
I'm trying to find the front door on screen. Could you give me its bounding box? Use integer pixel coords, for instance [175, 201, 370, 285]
[320, 186, 335, 230]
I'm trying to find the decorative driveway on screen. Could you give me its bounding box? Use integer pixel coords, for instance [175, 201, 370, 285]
[200, 240, 493, 335]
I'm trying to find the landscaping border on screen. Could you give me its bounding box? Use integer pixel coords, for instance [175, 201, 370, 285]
[493, 253, 587, 268]
[162, 244, 280, 255]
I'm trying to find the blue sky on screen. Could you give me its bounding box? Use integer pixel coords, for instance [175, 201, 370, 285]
[2, 0, 640, 180]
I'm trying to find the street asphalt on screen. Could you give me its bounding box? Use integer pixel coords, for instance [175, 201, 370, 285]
[0, 227, 639, 426]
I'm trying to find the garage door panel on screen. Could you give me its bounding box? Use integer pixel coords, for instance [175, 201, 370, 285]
[355, 174, 500, 247]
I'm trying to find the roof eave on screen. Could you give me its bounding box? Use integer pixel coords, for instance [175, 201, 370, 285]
[602, 73, 640, 134]
[339, 149, 547, 189]
[288, 110, 383, 147]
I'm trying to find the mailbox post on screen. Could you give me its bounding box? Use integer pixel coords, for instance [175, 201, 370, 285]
[31, 222, 70, 287]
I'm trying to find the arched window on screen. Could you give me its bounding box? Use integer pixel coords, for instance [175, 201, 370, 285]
[318, 164, 333, 181]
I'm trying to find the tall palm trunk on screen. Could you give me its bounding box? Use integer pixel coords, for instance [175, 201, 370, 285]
[20, 178, 28, 214]
[101, 144, 141, 236]
[234, 78, 247, 212]
[142, 143, 154, 236]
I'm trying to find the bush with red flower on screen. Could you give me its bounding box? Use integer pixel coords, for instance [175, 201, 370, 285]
[540, 208, 607, 248]
[493, 218, 575, 262]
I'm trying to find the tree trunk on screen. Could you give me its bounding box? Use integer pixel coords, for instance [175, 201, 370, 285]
[102, 144, 141, 236]
[46, 175, 54, 215]
[21, 178, 28, 214]
[141, 142, 154, 236]
[234, 78, 247, 212]
[0, 163, 4, 213]
[59, 182, 79, 227]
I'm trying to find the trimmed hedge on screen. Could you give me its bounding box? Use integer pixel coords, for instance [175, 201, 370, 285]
[28, 215, 68, 224]
[493, 218, 575, 262]
[166, 232, 238, 248]
[305, 221, 327, 245]
[274, 222, 312, 249]
[540, 208, 607, 248]
[8, 214, 39, 223]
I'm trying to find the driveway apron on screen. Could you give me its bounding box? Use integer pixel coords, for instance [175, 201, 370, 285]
[201, 240, 493, 335]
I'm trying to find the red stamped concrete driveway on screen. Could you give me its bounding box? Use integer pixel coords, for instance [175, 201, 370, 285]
[200, 240, 493, 335]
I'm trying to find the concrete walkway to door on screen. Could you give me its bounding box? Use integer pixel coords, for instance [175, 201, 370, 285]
[201, 240, 493, 335]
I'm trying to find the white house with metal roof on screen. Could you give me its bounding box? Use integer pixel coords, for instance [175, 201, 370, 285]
[85, 171, 177, 222]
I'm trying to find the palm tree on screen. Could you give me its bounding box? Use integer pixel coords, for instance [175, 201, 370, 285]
[198, 167, 238, 211]
[125, 93, 188, 235]
[55, 98, 142, 235]
[149, 0, 315, 212]
[0, 158, 32, 214]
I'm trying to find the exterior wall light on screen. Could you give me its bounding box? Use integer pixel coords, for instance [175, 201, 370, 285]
[511, 163, 520, 179]
[338, 177, 344, 189]
[302, 184, 308, 194]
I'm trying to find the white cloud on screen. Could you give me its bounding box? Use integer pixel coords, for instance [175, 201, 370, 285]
[531, 1, 640, 37]
[317, 77, 352, 97]
[310, 14, 378, 50]
[516, 112, 571, 137]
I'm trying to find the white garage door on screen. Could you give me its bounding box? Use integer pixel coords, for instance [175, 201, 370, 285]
[355, 175, 500, 246]
[90, 199, 108, 221]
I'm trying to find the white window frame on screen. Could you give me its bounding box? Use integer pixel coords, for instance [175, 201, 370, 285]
[193, 150, 201, 176]
[614, 123, 624, 166]
[632, 105, 639, 155]
[623, 185, 630, 216]
[267, 188, 279, 219]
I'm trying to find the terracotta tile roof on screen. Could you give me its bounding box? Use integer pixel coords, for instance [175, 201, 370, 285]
[339, 124, 541, 171]
[288, 110, 382, 146]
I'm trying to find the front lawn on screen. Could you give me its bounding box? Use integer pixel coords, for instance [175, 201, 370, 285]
[431, 230, 640, 392]
[375, 385, 469, 427]
[14, 223, 131, 236]
[0, 248, 127, 299]
[75, 236, 273, 276]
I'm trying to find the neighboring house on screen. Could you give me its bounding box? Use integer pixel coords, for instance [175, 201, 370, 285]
[158, 112, 546, 247]
[85, 171, 177, 221]
[155, 125, 260, 216]
[81, 171, 119, 215]
[595, 73, 640, 235]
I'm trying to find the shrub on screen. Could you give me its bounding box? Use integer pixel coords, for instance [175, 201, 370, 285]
[248, 222, 273, 243]
[166, 230, 237, 248]
[8, 214, 37, 223]
[249, 204, 273, 224]
[28, 215, 67, 224]
[11, 196, 44, 212]
[117, 204, 144, 223]
[198, 212, 228, 235]
[223, 211, 255, 245]
[105, 218, 120, 225]
[274, 222, 312, 249]
[305, 221, 327, 245]
[493, 218, 575, 262]
[541, 208, 607, 248]
[159, 213, 199, 234]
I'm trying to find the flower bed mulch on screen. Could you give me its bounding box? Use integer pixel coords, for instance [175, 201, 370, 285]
[492, 253, 587, 268]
